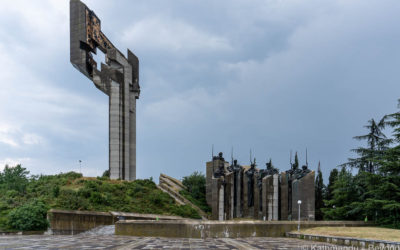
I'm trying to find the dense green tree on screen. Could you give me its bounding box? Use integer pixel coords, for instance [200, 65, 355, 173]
[181, 171, 211, 213]
[326, 168, 339, 201]
[315, 162, 325, 220]
[0, 165, 29, 193]
[181, 171, 206, 201]
[323, 167, 360, 220]
[323, 99, 400, 228]
[7, 200, 49, 231]
[344, 117, 391, 173]
[386, 99, 400, 142]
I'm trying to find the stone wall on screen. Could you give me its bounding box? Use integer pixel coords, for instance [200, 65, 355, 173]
[116, 220, 371, 238]
[48, 209, 114, 235]
[48, 209, 185, 235]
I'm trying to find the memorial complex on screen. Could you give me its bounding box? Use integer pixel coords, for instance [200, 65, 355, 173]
[206, 152, 315, 221]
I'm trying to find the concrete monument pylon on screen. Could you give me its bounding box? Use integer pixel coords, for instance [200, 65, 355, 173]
[69, 0, 140, 180]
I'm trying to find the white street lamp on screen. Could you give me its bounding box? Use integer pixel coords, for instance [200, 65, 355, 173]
[297, 200, 302, 231]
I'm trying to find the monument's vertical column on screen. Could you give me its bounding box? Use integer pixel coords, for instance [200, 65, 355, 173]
[109, 81, 121, 179]
[262, 176, 267, 220]
[218, 184, 225, 221]
[129, 93, 136, 180]
[253, 173, 260, 219]
[242, 169, 249, 217]
[122, 66, 131, 180]
[272, 174, 279, 220]
[280, 172, 288, 220]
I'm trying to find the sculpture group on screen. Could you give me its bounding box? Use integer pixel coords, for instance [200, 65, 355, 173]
[206, 153, 315, 221]
[70, 0, 140, 180]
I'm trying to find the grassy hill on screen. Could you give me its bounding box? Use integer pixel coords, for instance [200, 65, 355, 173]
[0, 165, 200, 231]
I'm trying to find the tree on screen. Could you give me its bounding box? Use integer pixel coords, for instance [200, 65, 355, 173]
[323, 167, 361, 220]
[8, 199, 49, 231]
[386, 99, 400, 142]
[315, 161, 325, 220]
[326, 168, 339, 201]
[181, 171, 206, 201]
[0, 165, 30, 193]
[344, 117, 391, 173]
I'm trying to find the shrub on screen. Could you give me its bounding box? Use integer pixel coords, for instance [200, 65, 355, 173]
[182, 171, 206, 201]
[102, 170, 110, 178]
[56, 189, 89, 210]
[7, 200, 49, 231]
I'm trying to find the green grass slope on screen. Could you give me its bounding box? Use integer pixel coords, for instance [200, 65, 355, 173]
[0, 166, 200, 231]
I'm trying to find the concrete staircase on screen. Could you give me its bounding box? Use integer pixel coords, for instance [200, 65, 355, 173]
[158, 173, 208, 220]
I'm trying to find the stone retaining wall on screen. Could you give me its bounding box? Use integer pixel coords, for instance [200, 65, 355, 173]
[287, 232, 400, 249]
[115, 219, 370, 238]
[48, 209, 185, 235]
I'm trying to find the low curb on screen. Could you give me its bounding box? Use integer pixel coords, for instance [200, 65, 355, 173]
[286, 232, 400, 249]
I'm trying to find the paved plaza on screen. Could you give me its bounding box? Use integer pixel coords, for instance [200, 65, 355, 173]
[0, 234, 342, 249]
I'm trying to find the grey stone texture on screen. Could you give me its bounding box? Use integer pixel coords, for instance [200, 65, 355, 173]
[0, 234, 352, 249]
[70, 0, 140, 181]
[291, 171, 316, 221]
[280, 172, 289, 220]
[205, 155, 316, 221]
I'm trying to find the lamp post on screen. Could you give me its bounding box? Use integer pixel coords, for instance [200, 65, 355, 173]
[297, 200, 302, 231]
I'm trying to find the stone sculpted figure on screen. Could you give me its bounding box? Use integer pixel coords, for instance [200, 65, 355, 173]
[246, 162, 257, 207]
[213, 152, 226, 178]
[228, 159, 242, 173]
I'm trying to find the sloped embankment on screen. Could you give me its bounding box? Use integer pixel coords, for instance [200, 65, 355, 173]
[158, 173, 208, 219]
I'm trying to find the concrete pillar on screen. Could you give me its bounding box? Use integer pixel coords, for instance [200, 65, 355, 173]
[235, 169, 243, 218]
[273, 174, 279, 221]
[280, 172, 288, 220]
[109, 81, 120, 180]
[266, 175, 273, 221]
[262, 176, 268, 220]
[253, 173, 260, 219]
[242, 169, 249, 218]
[129, 95, 136, 180]
[218, 184, 224, 221]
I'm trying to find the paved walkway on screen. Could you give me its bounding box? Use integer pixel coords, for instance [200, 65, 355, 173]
[0, 235, 342, 249]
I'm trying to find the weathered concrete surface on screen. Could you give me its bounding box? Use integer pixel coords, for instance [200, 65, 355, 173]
[48, 209, 114, 235]
[116, 219, 371, 238]
[287, 232, 400, 248]
[292, 171, 315, 221]
[70, 0, 140, 181]
[110, 211, 184, 221]
[280, 172, 289, 220]
[0, 235, 347, 249]
[48, 209, 185, 235]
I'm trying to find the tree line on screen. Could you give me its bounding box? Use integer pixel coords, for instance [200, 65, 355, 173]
[315, 99, 400, 228]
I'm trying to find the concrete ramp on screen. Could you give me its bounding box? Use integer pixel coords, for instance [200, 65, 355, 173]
[158, 174, 209, 220]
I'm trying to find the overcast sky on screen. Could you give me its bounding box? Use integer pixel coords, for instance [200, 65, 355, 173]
[0, 0, 399, 182]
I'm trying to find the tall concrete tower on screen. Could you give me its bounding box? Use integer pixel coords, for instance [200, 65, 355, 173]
[69, 0, 140, 180]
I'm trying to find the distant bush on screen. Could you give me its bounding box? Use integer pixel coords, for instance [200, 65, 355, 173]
[7, 200, 49, 231]
[170, 204, 201, 219]
[181, 172, 211, 214]
[182, 171, 206, 201]
[102, 170, 110, 178]
[56, 189, 89, 210]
